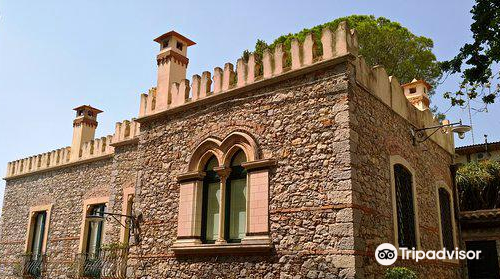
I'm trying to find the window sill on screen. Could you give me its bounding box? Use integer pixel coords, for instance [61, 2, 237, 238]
[172, 236, 272, 255]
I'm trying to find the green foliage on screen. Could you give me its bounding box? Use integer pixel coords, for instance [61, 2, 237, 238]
[243, 15, 442, 95]
[457, 160, 500, 211]
[441, 0, 500, 105]
[384, 267, 417, 279]
[430, 105, 446, 122]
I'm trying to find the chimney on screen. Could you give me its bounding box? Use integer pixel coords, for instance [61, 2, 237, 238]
[402, 78, 431, 111]
[71, 105, 102, 160]
[153, 31, 196, 110]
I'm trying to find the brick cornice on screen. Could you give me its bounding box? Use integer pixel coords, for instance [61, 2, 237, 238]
[157, 50, 189, 66]
[50, 236, 79, 242]
[73, 117, 98, 128]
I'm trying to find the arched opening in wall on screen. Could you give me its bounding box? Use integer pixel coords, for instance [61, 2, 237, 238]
[225, 149, 247, 243]
[200, 155, 221, 244]
[394, 163, 417, 248]
[438, 188, 455, 250]
[174, 130, 275, 251]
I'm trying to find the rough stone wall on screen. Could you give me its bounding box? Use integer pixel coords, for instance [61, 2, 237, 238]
[131, 62, 357, 278]
[0, 58, 466, 279]
[107, 144, 140, 245]
[0, 158, 120, 278]
[348, 72, 463, 278]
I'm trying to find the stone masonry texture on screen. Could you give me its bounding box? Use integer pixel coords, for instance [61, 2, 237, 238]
[0, 59, 463, 278]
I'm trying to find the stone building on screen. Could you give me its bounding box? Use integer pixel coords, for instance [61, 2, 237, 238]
[0, 24, 464, 278]
[455, 138, 500, 165]
[454, 139, 500, 278]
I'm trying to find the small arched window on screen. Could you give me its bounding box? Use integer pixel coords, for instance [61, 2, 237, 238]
[439, 188, 454, 250]
[394, 164, 417, 248]
[201, 156, 221, 243]
[225, 150, 247, 242]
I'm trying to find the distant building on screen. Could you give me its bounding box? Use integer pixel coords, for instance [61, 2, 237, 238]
[455, 138, 500, 278]
[455, 138, 500, 164]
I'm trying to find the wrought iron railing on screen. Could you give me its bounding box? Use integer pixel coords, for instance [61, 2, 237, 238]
[20, 253, 46, 278]
[73, 248, 128, 278]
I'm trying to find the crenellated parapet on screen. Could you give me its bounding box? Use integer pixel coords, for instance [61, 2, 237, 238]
[5, 22, 454, 179]
[5, 138, 114, 179]
[138, 22, 452, 153]
[79, 136, 114, 160]
[6, 147, 71, 178]
[5, 117, 141, 179]
[111, 118, 140, 146]
[139, 22, 359, 116]
[354, 56, 454, 153]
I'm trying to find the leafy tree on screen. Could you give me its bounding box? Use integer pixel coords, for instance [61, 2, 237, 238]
[457, 160, 500, 211]
[441, 0, 500, 106]
[243, 15, 442, 96]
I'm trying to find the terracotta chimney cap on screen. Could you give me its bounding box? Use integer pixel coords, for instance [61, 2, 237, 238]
[73, 105, 103, 114]
[154, 31, 196, 46]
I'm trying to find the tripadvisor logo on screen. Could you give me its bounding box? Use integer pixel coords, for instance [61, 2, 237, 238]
[375, 243, 398, 266]
[375, 243, 482, 265]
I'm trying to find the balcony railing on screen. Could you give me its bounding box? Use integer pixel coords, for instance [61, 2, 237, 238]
[73, 248, 128, 278]
[20, 254, 46, 278]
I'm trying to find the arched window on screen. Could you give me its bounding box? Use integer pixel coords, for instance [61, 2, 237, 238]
[175, 131, 274, 251]
[225, 150, 247, 243]
[201, 156, 221, 243]
[394, 164, 417, 248]
[439, 188, 455, 250]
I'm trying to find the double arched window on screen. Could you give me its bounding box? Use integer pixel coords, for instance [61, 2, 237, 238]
[174, 131, 274, 251]
[201, 150, 248, 243]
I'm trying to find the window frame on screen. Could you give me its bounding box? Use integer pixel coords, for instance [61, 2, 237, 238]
[224, 150, 248, 243]
[25, 204, 52, 255]
[389, 155, 421, 250]
[200, 155, 221, 244]
[85, 203, 106, 255]
[120, 187, 135, 245]
[79, 197, 109, 253]
[436, 183, 458, 251]
[30, 211, 47, 256]
[173, 131, 274, 254]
